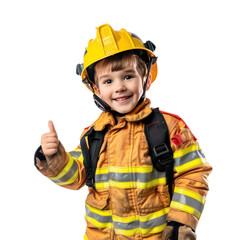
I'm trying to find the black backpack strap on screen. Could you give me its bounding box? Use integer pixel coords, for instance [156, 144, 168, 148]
[142, 108, 174, 199]
[80, 126, 106, 188]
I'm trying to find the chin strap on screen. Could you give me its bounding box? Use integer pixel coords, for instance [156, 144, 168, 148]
[92, 57, 155, 116]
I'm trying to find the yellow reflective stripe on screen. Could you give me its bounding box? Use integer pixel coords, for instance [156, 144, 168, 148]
[86, 202, 169, 236]
[95, 167, 108, 174]
[173, 144, 201, 158]
[85, 203, 112, 216]
[113, 208, 169, 236]
[95, 165, 166, 190]
[95, 178, 166, 190]
[49, 155, 74, 181]
[112, 214, 138, 223]
[56, 167, 79, 185]
[95, 182, 109, 189]
[111, 207, 170, 223]
[139, 207, 170, 222]
[173, 144, 207, 173]
[114, 223, 166, 236]
[174, 158, 205, 173]
[142, 224, 166, 235]
[75, 150, 84, 164]
[174, 187, 205, 204]
[95, 166, 154, 175]
[108, 165, 154, 173]
[83, 234, 88, 240]
[115, 224, 167, 237]
[69, 149, 84, 164]
[115, 228, 140, 237]
[170, 201, 201, 219]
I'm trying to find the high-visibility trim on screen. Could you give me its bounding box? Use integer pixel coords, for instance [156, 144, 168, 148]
[49, 155, 74, 181]
[173, 144, 201, 158]
[95, 171, 165, 183]
[173, 144, 207, 173]
[85, 204, 112, 229]
[96, 167, 109, 175]
[142, 224, 167, 235]
[115, 224, 167, 236]
[85, 203, 169, 236]
[49, 155, 79, 185]
[174, 186, 206, 204]
[86, 203, 112, 217]
[108, 165, 154, 173]
[170, 187, 205, 219]
[95, 166, 154, 175]
[95, 166, 166, 190]
[95, 177, 166, 189]
[69, 149, 84, 164]
[83, 234, 88, 240]
[170, 201, 201, 219]
[114, 228, 140, 237]
[85, 214, 113, 229]
[56, 167, 79, 185]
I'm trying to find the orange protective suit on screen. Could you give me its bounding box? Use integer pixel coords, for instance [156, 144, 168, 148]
[35, 98, 212, 239]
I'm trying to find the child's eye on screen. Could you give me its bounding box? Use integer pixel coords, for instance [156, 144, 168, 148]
[124, 75, 133, 80]
[104, 79, 112, 84]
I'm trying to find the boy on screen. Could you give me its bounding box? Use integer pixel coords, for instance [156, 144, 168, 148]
[35, 24, 212, 240]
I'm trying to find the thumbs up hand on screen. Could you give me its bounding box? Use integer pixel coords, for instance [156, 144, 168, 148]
[41, 121, 59, 161]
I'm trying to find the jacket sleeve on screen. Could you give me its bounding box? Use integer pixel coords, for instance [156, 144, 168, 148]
[34, 141, 86, 190]
[166, 117, 212, 231]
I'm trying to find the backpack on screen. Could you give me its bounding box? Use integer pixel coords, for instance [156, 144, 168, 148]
[80, 108, 174, 199]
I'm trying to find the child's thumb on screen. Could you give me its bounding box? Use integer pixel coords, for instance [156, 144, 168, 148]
[48, 120, 57, 133]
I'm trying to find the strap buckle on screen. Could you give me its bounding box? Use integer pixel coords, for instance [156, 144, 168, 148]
[153, 143, 170, 157]
[86, 173, 95, 188]
[153, 143, 173, 167]
[86, 178, 94, 188]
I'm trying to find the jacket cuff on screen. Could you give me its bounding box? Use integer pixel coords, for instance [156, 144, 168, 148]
[34, 142, 69, 178]
[166, 208, 198, 231]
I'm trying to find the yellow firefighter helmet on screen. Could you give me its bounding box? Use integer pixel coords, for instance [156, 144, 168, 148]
[77, 24, 158, 92]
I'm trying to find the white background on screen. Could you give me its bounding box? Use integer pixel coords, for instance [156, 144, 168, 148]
[1, 0, 239, 239]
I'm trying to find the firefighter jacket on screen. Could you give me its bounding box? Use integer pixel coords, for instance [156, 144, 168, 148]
[35, 98, 212, 240]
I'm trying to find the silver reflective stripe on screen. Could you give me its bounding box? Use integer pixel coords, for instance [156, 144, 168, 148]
[172, 192, 204, 214]
[69, 151, 82, 159]
[85, 205, 112, 223]
[95, 173, 108, 183]
[141, 214, 167, 229]
[95, 170, 165, 183]
[174, 149, 205, 167]
[86, 204, 168, 231]
[113, 220, 139, 230]
[52, 160, 78, 184]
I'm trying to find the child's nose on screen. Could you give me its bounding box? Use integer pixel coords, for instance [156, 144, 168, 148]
[115, 81, 126, 92]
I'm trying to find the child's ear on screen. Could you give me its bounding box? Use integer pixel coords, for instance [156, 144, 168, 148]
[93, 84, 101, 96]
[146, 73, 152, 91]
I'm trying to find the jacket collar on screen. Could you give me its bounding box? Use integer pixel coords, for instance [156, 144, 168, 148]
[93, 98, 152, 131]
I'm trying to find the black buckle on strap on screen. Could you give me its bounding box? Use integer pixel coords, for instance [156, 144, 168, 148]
[153, 143, 173, 167]
[86, 177, 94, 188]
[153, 143, 169, 157]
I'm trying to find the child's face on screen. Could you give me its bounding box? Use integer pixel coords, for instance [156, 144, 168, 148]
[94, 60, 146, 115]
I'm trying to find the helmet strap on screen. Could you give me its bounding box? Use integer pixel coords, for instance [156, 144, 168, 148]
[141, 57, 153, 100]
[93, 94, 126, 117]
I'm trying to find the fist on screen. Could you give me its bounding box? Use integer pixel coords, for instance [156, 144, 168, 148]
[41, 121, 59, 160]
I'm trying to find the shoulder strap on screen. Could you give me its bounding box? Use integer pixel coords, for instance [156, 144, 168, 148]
[81, 109, 174, 199]
[80, 126, 107, 188]
[142, 108, 174, 199]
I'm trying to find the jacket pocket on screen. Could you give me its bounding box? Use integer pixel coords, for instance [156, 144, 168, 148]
[86, 190, 110, 210]
[157, 185, 171, 207]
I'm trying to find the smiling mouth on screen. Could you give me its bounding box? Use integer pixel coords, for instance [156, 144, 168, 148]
[113, 96, 132, 102]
